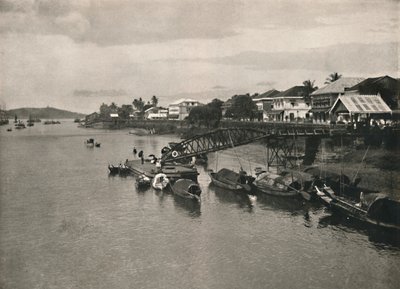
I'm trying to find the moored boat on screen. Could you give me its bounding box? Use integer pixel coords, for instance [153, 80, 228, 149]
[85, 138, 95, 147]
[136, 174, 151, 189]
[208, 168, 253, 192]
[108, 165, 119, 174]
[316, 186, 400, 230]
[171, 179, 201, 201]
[152, 173, 170, 190]
[14, 121, 26, 129]
[253, 169, 314, 197]
[7, 127, 12, 132]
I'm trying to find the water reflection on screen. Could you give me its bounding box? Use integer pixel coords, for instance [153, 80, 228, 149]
[256, 193, 305, 213]
[209, 183, 254, 212]
[318, 214, 400, 250]
[172, 195, 201, 218]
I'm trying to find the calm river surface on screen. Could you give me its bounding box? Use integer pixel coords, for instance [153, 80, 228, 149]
[0, 121, 399, 289]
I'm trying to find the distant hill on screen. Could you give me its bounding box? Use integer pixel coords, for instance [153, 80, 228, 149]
[6, 107, 85, 119]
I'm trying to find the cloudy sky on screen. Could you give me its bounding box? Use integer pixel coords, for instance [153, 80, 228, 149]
[0, 0, 398, 113]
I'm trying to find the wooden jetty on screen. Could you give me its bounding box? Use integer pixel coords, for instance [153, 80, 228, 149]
[126, 160, 199, 182]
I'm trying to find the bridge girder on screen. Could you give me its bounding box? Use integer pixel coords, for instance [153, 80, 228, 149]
[161, 127, 331, 164]
[161, 128, 269, 163]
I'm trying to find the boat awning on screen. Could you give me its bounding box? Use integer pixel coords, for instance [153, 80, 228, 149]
[330, 94, 392, 114]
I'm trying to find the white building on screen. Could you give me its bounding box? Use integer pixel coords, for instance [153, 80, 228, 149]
[168, 98, 203, 120]
[270, 86, 311, 122]
[144, 107, 168, 120]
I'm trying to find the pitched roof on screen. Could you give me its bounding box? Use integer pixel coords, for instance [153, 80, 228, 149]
[253, 89, 280, 100]
[347, 75, 399, 94]
[330, 94, 391, 114]
[274, 86, 305, 97]
[311, 77, 365, 96]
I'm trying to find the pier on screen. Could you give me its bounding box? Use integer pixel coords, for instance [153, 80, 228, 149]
[126, 159, 199, 181]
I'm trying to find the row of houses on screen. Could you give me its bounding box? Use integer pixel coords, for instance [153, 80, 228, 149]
[252, 75, 399, 124]
[86, 75, 399, 125]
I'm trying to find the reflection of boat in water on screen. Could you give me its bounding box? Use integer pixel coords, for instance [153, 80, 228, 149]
[152, 173, 170, 190]
[316, 186, 400, 230]
[210, 183, 254, 209]
[136, 174, 151, 189]
[208, 168, 253, 192]
[253, 169, 314, 197]
[171, 179, 201, 201]
[173, 194, 201, 217]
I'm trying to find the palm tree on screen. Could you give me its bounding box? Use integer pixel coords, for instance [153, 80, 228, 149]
[302, 80, 318, 99]
[325, 72, 342, 84]
[151, 95, 158, 107]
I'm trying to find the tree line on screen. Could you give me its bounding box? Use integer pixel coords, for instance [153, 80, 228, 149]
[96, 72, 342, 126]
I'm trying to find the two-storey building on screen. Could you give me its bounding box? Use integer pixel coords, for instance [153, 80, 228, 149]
[270, 86, 311, 122]
[310, 77, 364, 123]
[252, 89, 280, 121]
[168, 99, 203, 120]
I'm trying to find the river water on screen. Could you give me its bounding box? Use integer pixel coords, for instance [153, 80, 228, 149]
[0, 121, 399, 289]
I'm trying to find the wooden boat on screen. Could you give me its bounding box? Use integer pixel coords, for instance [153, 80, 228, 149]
[316, 186, 400, 230]
[118, 164, 131, 175]
[108, 165, 119, 174]
[136, 174, 151, 189]
[253, 169, 314, 197]
[171, 179, 201, 201]
[152, 173, 169, 190]
[85, 138, 95, 147]
[14, 122, 26, 129]
[208, 168, 252, 192]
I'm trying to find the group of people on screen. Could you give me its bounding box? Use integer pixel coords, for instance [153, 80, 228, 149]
[133, 147, 159, 165]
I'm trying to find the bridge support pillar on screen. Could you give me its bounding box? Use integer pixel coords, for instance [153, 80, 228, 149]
[265, 137, 297, 170]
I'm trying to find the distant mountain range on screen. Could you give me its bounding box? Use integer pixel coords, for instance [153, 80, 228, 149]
[6, 107, 85, 119]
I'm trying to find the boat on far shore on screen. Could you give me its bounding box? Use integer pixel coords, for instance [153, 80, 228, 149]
[14, 121, 26, 129]
[44, 120, 61, 125]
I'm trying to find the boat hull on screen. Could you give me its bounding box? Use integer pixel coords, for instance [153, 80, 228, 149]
[171, 179, 201, 201]
[209, 172, 251, 192]
[316, 187, 400, 230]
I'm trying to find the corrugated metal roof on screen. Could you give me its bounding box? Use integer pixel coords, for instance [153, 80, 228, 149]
[330, 94, 391, 114]
[311, 77, 364, 96]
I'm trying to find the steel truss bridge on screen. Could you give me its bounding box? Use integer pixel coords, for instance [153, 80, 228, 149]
[161, 127, 335, 167]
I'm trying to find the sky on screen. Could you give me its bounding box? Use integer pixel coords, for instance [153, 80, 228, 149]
[0, 0, 399, 113]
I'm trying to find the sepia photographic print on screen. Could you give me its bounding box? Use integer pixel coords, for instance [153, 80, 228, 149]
[0, 1, 399, 288]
